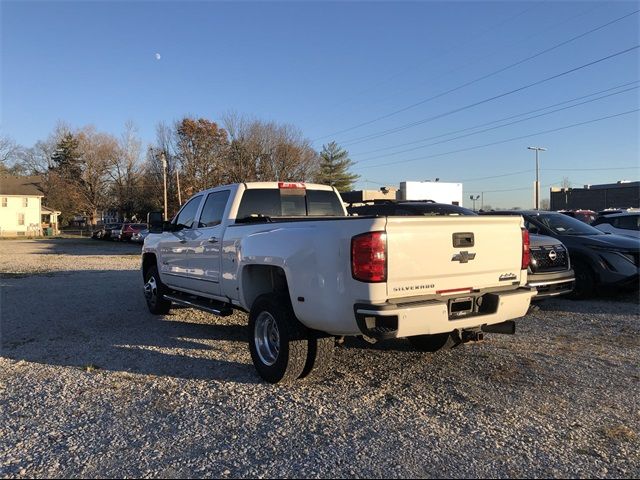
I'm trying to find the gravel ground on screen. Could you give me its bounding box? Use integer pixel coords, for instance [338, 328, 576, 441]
[1, 239, 639, 478]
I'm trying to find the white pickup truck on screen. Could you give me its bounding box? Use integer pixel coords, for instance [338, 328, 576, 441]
[142, 182, 535, 383]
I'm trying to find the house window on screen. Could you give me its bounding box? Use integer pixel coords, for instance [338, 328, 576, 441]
[1, 197, 6, 207]
[23, 198, 28, 207]
[18, 213, 25, 226]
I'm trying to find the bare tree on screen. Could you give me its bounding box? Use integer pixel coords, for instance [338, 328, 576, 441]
[109, 121, 142, 220]
[0, 134, 19, 170]
[140, 122, 181, 217]
[221, 112, 319, 183]
[74, 127, 118, 224]
[17, 122, 71, 175]
[174, 117, 229, 195]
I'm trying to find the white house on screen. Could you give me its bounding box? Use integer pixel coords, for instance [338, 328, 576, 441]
[0, 176, 46, 237]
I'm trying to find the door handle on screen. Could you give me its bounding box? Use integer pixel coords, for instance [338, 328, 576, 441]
[208, 236, 219, 243]
[179, 238, 187, 244]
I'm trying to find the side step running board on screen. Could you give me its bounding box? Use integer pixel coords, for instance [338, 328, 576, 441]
[163, 294, 233, 317]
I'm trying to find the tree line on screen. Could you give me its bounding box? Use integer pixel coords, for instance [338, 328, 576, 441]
[0, 114, 359, 226]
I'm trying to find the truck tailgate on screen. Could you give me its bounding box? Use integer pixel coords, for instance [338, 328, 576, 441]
[385, 216, 524, 299]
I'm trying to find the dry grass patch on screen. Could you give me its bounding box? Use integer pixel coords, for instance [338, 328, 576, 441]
[602, 424, 637, 442]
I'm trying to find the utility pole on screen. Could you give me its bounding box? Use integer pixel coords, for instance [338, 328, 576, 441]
[160, 151, 168, 221]
[176, 168, 182, 205]
[469, 194, 480, 211]
[528, 146, 546, 210]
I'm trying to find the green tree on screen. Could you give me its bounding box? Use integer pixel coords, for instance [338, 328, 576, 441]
[51, 133, 82, 179]
[316, 142, 359, 192]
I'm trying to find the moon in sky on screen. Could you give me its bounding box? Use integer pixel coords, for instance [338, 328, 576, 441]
[155, 53, 161, 60]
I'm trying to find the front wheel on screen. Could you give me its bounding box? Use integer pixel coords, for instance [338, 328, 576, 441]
[248, 294, 309, 384]
[143, 265, 172, 314]
[569, 262, 596, 299]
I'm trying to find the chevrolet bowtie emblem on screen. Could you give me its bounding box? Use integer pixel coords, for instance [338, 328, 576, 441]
[452, 251, 476, 263]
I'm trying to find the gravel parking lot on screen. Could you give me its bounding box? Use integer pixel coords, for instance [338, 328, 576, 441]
[1, 239, 639, 478]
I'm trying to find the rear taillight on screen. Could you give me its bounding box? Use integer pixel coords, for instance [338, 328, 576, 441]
[521, 228, 530, 270]
[351, 232, 387, 282]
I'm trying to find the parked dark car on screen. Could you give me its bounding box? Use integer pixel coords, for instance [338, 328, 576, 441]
[91, 225, 105, 239]
[559, 209, 597, 224]
[102, 223, 123, 241]
[592, 212, 640, 239]
[346, 199, 475, 217]
[347, 200, 574, 298]
[527, 234, 575, 299]
[481, 210, 640, 297]
[114, 223, 147, 242]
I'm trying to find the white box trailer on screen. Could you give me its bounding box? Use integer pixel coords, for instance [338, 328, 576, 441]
[400, 181, 463, 205]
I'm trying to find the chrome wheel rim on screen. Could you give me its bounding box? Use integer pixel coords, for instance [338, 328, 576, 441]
[144, 275, 158, 305]
[254, 311, 280, 366]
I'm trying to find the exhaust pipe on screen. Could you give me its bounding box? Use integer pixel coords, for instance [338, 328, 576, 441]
[481, 321, 516, 335]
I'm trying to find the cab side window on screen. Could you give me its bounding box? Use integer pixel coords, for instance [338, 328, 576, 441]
[198, 191, 230, 228]
[173, 196, 202, 229]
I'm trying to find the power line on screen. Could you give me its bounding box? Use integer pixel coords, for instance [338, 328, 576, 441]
[351, 3, 606, 119]
[545, 167, 640, 172]
[316, 3, 541, 115]
[311, 3, 605, 133]
[354, 85, 638, 163]
[314, 9, 639, 142]
[342, 45, 639, 147]
[468, 180, 563, 194]
[351, 80, 640, 158]
[362, 166, 638, 188]
[459, 166, 639, 183]
[359, 108, 640, 169]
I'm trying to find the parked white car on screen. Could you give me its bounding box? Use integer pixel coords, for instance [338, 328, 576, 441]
[142, 182, 535, 383]
[592, 212, 640, 238]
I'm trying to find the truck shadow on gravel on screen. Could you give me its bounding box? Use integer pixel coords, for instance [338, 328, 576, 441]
[1, 269, 260, 384]
[5, 238, 141, 256]
[535, 293, 640, 315]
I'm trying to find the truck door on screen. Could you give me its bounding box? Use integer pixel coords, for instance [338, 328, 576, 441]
[157, 195, 202, 290]
[187, 190, 231, 296]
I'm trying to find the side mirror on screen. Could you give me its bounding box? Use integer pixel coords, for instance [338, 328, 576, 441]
[147, 211, 164, 233]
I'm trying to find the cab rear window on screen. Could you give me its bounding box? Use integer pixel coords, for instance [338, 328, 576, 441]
[236, 189, 344, 220]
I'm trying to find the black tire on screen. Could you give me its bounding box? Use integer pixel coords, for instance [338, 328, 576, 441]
[299, 333, 334, 381]
[408, 332, 460, 352]
[248, 294, 309, 384]
[569, 261, 596, 299]
[143, 265, 172, 314]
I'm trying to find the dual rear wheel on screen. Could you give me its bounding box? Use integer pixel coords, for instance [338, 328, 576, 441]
[145, 267, 455, 384]
[248, 294, 334, 384]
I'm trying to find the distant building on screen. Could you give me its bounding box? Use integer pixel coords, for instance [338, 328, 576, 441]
[340, 187, 399, 204]
[342, 181, 464, 206]
[0, 176, 45, 237]
[399, 181, 463, 205]
[550, 181, 640, 211]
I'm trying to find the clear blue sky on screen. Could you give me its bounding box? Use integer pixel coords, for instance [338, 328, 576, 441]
[2, 0, 639, 208]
